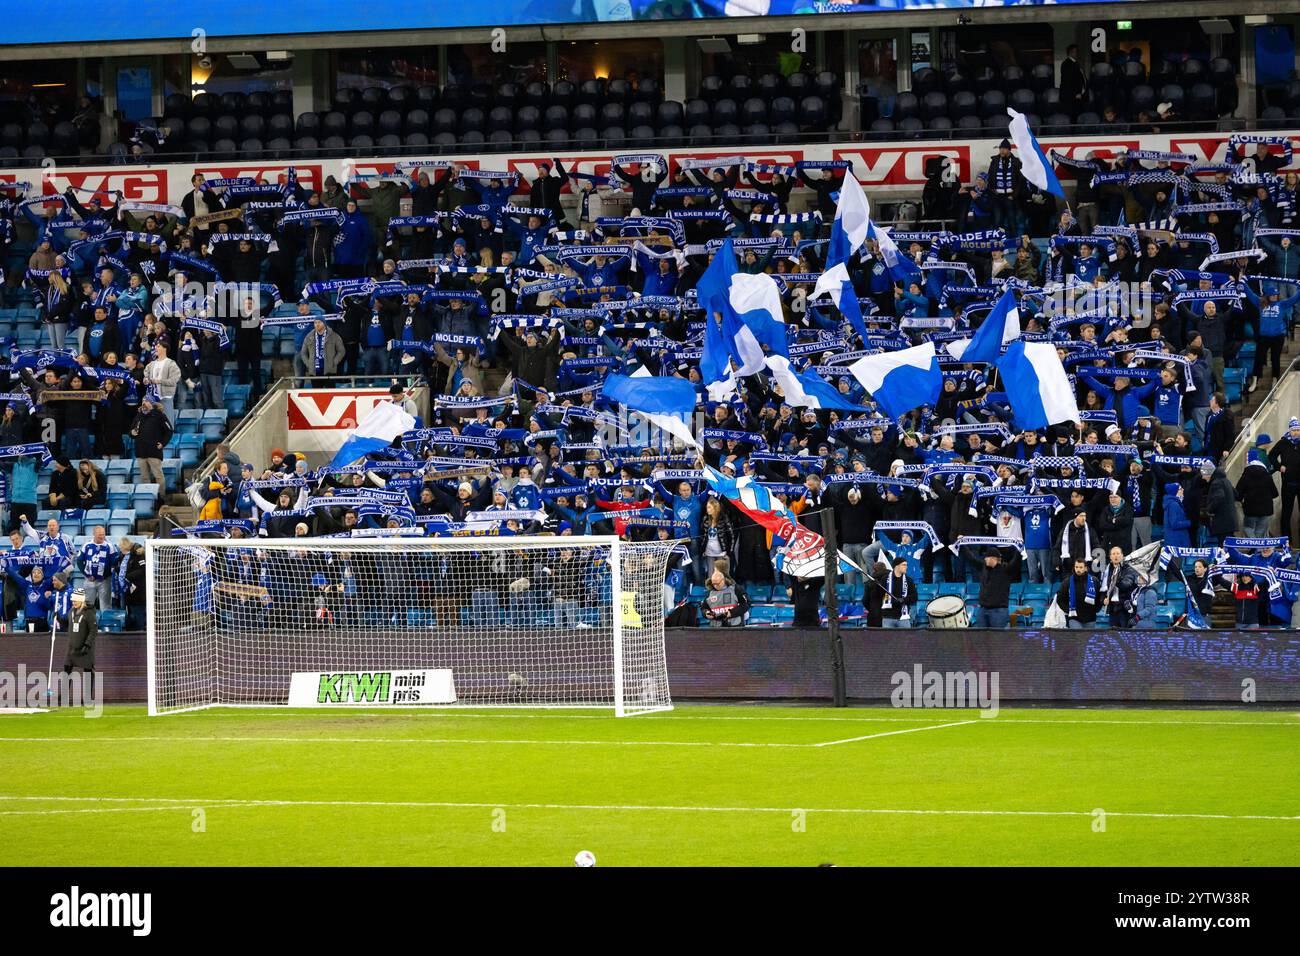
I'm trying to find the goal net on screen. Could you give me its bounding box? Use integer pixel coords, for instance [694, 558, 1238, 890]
[146, 536, 676, 716]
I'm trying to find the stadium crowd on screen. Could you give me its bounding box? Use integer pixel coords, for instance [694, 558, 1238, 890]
[3, 131, 1300, 631]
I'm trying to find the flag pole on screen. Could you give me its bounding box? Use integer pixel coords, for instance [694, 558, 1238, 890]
[822, 508, 847, 708]
[45, 614, 58, 709]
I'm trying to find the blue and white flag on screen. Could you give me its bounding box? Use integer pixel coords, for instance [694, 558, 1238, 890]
[848, 341, 942, 421]
[947, 286, 1021, 362]
[812, 174, 870, 339]
[701, 464, 860, 579]
[697, 238, 782, 400]
[602, 371, 696, 418]
[617, 366, 700, 449]
[995, 340, 1078, 431]
[764, 355, 870, 413]
[1008, 108, 1065, 199]
[867, 218, 918, 288]
[329, 400, 417, 469]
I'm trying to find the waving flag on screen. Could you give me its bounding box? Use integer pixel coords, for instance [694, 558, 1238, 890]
[605, 367, 700, 448]
[995, 340, 1078, 430]
[701, 464, 860, 578]
[1008, 108, 1065, 199]
[764, 355, 871, 413]
[698, 238, 786, 400]
[868, 219, 920, 286]
[813, 175, 871, 340]
[603, 371, 696, 417]
[848, 341, 942, 421]
[947, 286, 1021, 362]
[329, 399, 416, 469]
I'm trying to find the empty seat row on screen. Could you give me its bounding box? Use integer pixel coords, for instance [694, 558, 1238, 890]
[698, 71, 838, 103]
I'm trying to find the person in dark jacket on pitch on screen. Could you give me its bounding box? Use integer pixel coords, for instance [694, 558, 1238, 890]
[1056, 557, 1100, 628]
[61, 587, 97, 705]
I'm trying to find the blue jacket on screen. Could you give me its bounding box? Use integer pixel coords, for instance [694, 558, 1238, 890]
[7, 569, 52, 620]
[1144, 380, 1183, 426]
[1259, 236, 1300, 280]
[1080, 374, 1148, 428]
[1184, 357, 1212, 410]
[9, 458, 37, 504]
[333, 211, 371, 267]
[1162, 486, 1192, 547]
[1242, 282, 1300, 338]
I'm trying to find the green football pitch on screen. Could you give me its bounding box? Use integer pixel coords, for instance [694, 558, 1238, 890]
[1, 704, 1296, 867]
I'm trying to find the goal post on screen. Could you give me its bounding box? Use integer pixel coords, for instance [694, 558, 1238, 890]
[145, 536, 676, 716]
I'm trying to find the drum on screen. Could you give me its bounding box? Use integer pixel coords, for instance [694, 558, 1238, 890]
[926, 595, 970, 629]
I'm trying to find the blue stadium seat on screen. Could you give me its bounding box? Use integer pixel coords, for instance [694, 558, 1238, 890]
[106, 484, 133, 510]
[1223, 368, 1243, 404]
[176, 409, 203, 434]
[133, 484, 160, 516]
[200, 409, 228, 441]
[178, 434, 205, 468]
[109, 509, 136, 538]
[226, 385, 251, 416]
[83, 508, 111, 527]
[162, 458, 183, 491]
[1022, 583, 1052, 601]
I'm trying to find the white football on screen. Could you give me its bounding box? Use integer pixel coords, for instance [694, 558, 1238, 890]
[574, 850, 596, 868]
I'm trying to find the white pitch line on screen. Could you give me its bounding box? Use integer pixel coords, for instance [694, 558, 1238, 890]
[814, 720, 979, 747]
[0, 795, 1295, 823]
[152, 710, 1300, 727]
[0, 735, 810, 749]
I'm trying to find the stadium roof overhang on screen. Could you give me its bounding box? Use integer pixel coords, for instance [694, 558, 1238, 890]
[0, 0, 1267, 62]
